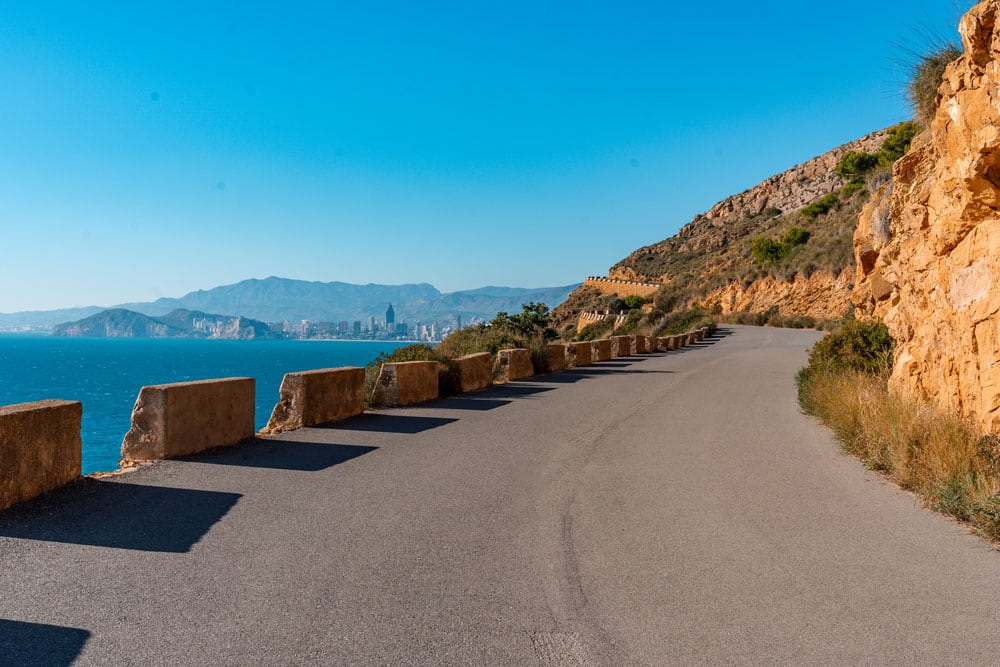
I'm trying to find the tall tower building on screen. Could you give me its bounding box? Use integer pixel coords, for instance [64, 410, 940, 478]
[386, 303, 395, 330]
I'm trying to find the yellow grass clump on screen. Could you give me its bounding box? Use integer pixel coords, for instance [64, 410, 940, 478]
[801, 368, 1000, 541]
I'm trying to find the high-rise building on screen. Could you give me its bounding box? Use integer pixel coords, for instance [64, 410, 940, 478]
[386, 303, 395, 330]
[353, 320, 362, 334]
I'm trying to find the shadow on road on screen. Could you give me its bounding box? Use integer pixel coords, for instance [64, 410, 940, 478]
[324, 413, 458, 434]
[427, 397, 512, 411]
[0, 619, 90, 667]
[0, 479, 241, 553]
[182, 438, 377, 472]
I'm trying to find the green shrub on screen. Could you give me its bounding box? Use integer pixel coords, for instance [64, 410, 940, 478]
[782, 226, 810, 246]
[752, 237, 789, 265]
[879, 122, 920, 165]
[575, 316, 616, 341]
[836, 151, 880, 182]
[803, 319, 894, 375]
[653, 308, 714, 336]
[841, 181, 866, 197]
[623, 294, 652, 309]
[801, 193, 840, 221]
[909, 44, 962, 127]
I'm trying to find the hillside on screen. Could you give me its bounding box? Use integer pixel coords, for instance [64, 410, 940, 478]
[552, 127, 901, 334]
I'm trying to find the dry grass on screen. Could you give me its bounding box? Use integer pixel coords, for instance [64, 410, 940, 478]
[800, 369, 1000, 541]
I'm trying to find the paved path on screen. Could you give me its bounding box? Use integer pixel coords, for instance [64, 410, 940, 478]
[4, 325, 1000, 665]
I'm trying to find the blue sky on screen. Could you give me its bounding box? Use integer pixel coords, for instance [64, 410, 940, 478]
[0, 0, 967, 311]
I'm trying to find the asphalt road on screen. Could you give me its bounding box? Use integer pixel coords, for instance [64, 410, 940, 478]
[4, 325, 1000, 665]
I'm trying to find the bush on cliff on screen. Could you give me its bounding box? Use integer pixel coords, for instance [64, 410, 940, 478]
[438, 302, 556, 374]
[798, 320, 1000, 542]
[909, 44, 962, 127]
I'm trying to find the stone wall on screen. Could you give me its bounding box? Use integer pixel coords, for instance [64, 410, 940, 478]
[497, 349, 534, 382]
[591, 339, 612, 362]
[453, 353, 493, 393]
[373, 361, 440, 407]
[611, 335, 632, 358]
[583, 277, 661, 298]
[0, 400, 82, 511]
[262, 367, 365, 435]
[566, 341, 592, 367]
[546, 344, 567, 372]
[853, 0, 1000, 433]
[121, 378, 256, 463]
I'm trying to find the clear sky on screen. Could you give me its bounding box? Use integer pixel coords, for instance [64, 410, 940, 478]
[0, 0, 968, 312]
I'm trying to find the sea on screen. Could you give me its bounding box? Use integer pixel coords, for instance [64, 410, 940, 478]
[0, 335, 411, 474]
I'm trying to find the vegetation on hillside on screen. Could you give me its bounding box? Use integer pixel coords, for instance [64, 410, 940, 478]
[798, 320, 1000, 542]
[909, 44, 963, 127]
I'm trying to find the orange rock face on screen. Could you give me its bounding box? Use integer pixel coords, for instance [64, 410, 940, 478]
[853, 0, 1000, 432]
[703, 268, 854, 321]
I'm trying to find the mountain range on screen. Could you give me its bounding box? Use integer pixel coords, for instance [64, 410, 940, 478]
[0, 277, 580, 331]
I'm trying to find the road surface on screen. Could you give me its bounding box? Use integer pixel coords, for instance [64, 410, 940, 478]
[4, 325, 1000, 665]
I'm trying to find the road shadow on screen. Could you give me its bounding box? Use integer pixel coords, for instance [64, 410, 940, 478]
[323, 413, 458, 434]
[0, 619, 90, 667]
[481, 384, 554, 399]
[0, 479, 240, 553]
[427, 397, 512, 411]
[181, 438, 377, 472]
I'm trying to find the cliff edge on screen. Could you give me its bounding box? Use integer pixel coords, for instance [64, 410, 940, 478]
[853, 0, 1000, 432]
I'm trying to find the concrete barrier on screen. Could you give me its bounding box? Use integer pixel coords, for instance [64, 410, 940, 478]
[566, 341, 592, 367]
[632, 335, 648, 354]
[262, 367, 364, 435]
[497, 348, 533, 382]
[453, 353, 493, 392]
[1, 400, 82, 511]
[591, 339, 612, 362]
[672, 335, 685, 349]
[657, 336, 671, 351]
[121, 378, 255, 463]
[611, 335, 632, 358]
[373, 361, 439, 407]
[546, 344, 567, 372]
[686, 331, 699, 345]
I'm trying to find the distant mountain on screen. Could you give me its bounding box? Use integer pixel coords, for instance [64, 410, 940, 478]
[118, 277, 444, 323]
[0, 306, 103, 330]
[52, 309, 187, 338]
[2, 277, 581, 330]
[52, 308, 279, 339]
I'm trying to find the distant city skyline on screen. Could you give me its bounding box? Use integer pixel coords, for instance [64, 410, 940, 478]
[0, 1, 967, 312]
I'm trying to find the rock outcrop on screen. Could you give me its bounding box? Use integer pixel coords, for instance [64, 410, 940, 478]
[702, 268, 855, 321]
[853, 0, 1000, 432]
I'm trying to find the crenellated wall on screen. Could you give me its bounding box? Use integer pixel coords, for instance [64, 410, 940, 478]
[583, 276, 661, 298]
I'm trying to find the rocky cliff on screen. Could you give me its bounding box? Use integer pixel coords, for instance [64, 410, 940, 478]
[853, 0, 1000, 432]
[552, 128, 895, 332]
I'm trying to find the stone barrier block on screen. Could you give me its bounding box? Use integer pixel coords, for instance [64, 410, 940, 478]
[454, 353, 493, 393]
[566, 341, 592, 367]
[673, 335, 685, 349]
[546, 344, 567, 372]
[1, 400, 82, 512]
[611, 335, 632, 358]
[121, 378, 255, 463]
[686, 331, 699, 345]
[497, 348, 533, 382]
[591, 339, 612, 362]
[657, 336, 671, 351]
[373, 361, 439, 407]
[632, 335, 648, 354]
[262, 367, 364, 435]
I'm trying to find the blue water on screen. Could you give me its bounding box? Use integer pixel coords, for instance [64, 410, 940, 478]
[0, 335, 409, 474]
